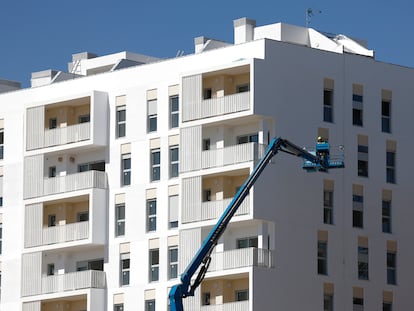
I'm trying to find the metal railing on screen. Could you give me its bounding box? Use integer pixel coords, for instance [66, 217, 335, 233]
[44, 122, 90, 148]
[43, 170, 107, 196]
[201, 300, 249, 311]
[42, 221, 89, 245]
[209, 248, 274, 271]
[202, 143, 265, 169]
[41, 270, 105, 294]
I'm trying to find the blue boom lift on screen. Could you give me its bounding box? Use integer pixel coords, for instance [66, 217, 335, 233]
[169, 137, 344, 311]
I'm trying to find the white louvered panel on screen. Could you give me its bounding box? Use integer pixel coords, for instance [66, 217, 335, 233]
[26, 106, 45, 150]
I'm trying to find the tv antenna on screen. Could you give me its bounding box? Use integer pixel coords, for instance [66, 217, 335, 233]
[306, 8, 322, 28]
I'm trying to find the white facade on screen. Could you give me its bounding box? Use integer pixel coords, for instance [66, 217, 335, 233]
[0, 17, 411, 311]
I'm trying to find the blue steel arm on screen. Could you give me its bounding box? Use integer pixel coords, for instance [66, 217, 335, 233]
[169, 137, 342, 311]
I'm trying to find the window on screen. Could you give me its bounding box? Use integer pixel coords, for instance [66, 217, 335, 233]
[168, 246, 178, 279]
[318, 241, 328, 275]
[382, 100, 391, 133]
[353, 194, 364, 228]
[202, 292, 211, 305]
[358, 246, 369, 280]
[324, 89, 333, 123]
[237, 236, 258, 249]
[324, 293, 333, 311]
[120, 253, 130, 286]
[383, 302, 392, 311]
[150, 149, 160, 181]
[47, 263, 55, 276]
[77, 211, 89, 222]
[203, 189, 211, 202]
[358, 144, 368, 177]
[79, 114, 90, 123]
[236, 83, 249, 93]
[353, 93, 363, 126]
[237, 133, 258, 144]
[382, 200, 391, 233]
[169, 195, 178, 229]
[115, 203, 125, 237]
[0, 128, 3, 160]
[0, 224, 2, 255]
[235, 289, 249, 301]
[203, 88, 212, 99]
[121, 153, 131, 186]
[78, 160, 105, 172]
[114, 304, 124, 311]
[323, 189, 333, 224]
[170, 95, 179, 128]
[48, 214, 56, 227]
[116, 105, 126, 138]
[169, 145, 179, 178]
[149, 248, 159, 282]
[147, 199, 156, 232]
[48, 166, 56, 178]
[386, 151, 396, 183]
[145, 299, 155, 311]
[49, 118, 57, 129]
[147, 99, 157, 132]
[387, 251, 396, 285]
[202, 138, 210, 151]
[353, 297, 364, 310]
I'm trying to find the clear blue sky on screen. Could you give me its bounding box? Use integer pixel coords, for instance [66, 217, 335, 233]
[1, 0, 412, 88]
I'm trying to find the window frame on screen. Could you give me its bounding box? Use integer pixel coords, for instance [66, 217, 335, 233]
[387, 251, 397, 285]
[147, 99, 157, 133]
[358, 246, 369, 280]
[116, 105, 126, 138]
[382, 200, 392, 233]
[323, 88, 334, 123]
[169, 95, 179, 129]
[149, 248, 159, 282]
[318, 241, 328, 275]
[382, 100, 391, 133]
[120, 253, 130, 286]
[150, 149, 160, 182]
[169, 145, 179, 178]
[115, 203, 125, 237]
[146, 199, 157, 232]
[386, 150, 396, 184]
[121, 153, 131, 186]
[168, 246, 178, 279]
[323, 190, 333, 224]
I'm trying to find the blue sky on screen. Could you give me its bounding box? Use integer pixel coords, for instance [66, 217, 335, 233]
[1, 0, 412, 88]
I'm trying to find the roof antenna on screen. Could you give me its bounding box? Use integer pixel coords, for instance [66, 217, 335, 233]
[306, 8, 322, 28]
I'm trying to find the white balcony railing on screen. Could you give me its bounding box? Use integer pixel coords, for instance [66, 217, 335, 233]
[209, 248, 274, 272]
[43, 170, 107, 196]
[42, 221, 89, 245]
[200, 92, 250, 119]
[44, 122, 90, 148]
[201, 301, 249, 311]
[183, 197, 250, 224]
[202, 143, 265, 169]
[41, 270, 105, 294]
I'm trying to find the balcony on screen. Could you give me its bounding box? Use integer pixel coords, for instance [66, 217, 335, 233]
[25, 170, 107, 199]
[209, 248, 274, 271]
[26, 91, 108, 151]
[41, 270, 106, 294]
[44, 122, 90, 147]
[202, 142, 264, 169]
[42, 221, 89, 245]
[44, 170, 107, 196]
[201, 301, 249, 311]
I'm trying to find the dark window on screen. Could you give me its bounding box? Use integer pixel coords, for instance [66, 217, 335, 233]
[203, 88, 212, 99]
[202, 138, 211, 151]
[120, 254, 130, 286]
[168, 246, 178, 279]
[358, 246, 369, 280]
[114, 304, 124, 311]
[79, 114, 90, 123]
[237, 133, 258, 144]
[323, 190, 333, 224]
[145, 300, 155, 311]
[382, 200, 391, 233]
[170, 95, 179, 128]
[150, 149, 160, 181]
[237, 237, 258, 249]
[149, 249, 159, 282]
[358, 145, 368, 177]
[353, 94, 363, 126]
[121, 154, 131, 186]
[0, 129, 4, 160]
[382, 100, 391, 133]
[353, 297, 364, 308]
[170, 146, 179, 178]
[147, 199, 156, 232]
[383, 302, 392, 311]
[387, 252, 396, 285]
[353, 194, 364, 228]
[77, 211, 89, 222]
[324, 293, 333, 311]
[386, 151, 396, 184]
[115, 203, 125, 237]
[116, 106, 126, 138]
[147, 100, 157, 132]
[318, 241, 328, 275]
[323, 89, 333, 123]
[236, 84, 250, 93]
[49, 118, 57, 129]
[235, 290, 249, 301]
[48, 214, 56, 227]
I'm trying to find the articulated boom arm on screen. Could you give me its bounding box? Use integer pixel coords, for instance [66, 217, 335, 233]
[169, 137, 344, 311]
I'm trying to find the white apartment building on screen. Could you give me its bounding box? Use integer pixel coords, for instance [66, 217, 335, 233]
[0, 17, 411, 311]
